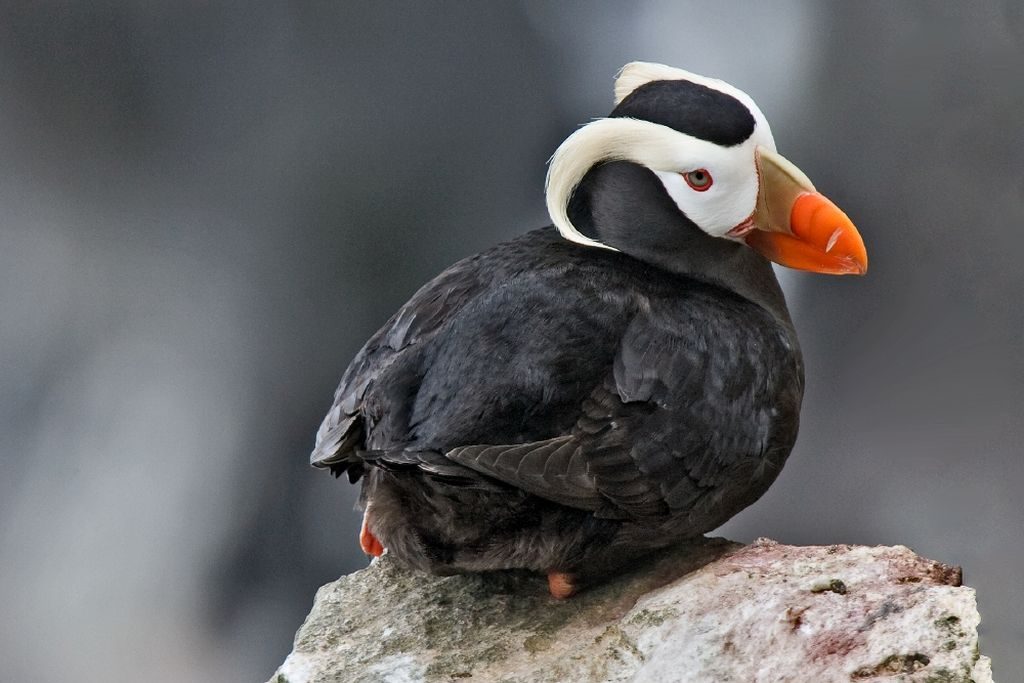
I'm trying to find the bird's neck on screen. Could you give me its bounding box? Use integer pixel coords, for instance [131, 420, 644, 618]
[643, 237, 796, 333]
[569, 160, 796, 331]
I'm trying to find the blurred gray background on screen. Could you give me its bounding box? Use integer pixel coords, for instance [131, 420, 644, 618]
[0, 2, 1020, 681]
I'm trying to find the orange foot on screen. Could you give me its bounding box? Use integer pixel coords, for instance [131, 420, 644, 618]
[547, 571, 577, 599]
[359, 511, 384, 558]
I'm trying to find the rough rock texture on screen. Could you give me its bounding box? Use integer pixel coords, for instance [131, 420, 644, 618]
[271, 538, 993, 683]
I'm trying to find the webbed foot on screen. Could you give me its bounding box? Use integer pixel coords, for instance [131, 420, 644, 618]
[359, 511, 384, 557]
[546, 571, 577, 599]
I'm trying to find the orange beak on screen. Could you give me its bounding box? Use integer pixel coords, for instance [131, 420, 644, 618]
[743, 147, 868, 275]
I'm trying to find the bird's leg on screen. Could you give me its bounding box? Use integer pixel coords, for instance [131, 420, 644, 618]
[359, 510, 384, 558]
[546, 571, 577, 599]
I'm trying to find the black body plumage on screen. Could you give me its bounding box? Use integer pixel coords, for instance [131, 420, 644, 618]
[313, 154, 805, 583]
[309, 65, 828, 587]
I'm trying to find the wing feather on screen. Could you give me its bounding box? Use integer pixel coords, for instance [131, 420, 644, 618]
[309, 256, 485, 477]
[445, 292, 801, 524]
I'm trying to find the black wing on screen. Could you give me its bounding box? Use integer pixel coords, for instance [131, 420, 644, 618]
[311, 227, 638, 484]
[446, 293, 803, 523]
[310, 252, 485, 481]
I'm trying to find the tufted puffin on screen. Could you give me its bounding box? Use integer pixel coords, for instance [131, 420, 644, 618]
[311, 62, 867, 598]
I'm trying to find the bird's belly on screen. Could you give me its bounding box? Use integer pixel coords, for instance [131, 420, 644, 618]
[363, 469, 621, 575]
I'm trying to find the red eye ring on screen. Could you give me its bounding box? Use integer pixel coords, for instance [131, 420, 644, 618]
[683, 169, 713, 192]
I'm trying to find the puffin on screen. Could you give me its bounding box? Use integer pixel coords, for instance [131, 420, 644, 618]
[311, 62, 867, 599]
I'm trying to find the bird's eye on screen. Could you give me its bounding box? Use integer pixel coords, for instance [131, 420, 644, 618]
[683, 169, 713, 192]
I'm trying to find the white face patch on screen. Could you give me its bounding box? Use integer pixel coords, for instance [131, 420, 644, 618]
[545, 63, 778, 248]
[650, 135, 762, 238]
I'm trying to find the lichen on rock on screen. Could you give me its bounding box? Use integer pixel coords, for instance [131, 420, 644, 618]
[270, 538, 993, 683]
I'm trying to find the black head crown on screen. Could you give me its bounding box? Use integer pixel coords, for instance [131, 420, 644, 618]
[609, 79, 756, 147]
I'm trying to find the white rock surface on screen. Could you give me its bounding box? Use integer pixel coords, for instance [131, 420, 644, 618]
[271, 538, 993, 683]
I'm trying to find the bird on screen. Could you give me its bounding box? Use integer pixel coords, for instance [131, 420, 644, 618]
[311, 62, 867, 599]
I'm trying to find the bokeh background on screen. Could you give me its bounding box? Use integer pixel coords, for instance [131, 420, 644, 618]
[1, 2, 1021, 681]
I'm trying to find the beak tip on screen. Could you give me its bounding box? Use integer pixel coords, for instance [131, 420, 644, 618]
[789, 192, 869, 276]
[845, 253, 868, 276]
[851, 244, 869, 276]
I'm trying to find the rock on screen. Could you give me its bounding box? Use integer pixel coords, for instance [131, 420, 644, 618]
[270, 538, 993, 683]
